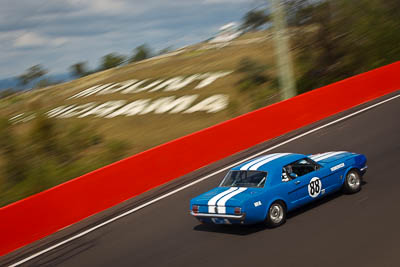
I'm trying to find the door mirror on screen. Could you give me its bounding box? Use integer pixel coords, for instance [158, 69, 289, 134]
[289, 173, 298, 179]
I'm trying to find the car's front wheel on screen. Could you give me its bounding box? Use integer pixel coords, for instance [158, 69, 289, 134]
[343, 169, 362, 194]
[265, 201, 286, 228]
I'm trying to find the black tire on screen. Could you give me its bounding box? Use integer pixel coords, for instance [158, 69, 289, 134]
[265, 201, 286, 228]
[342, 169, 362, 194]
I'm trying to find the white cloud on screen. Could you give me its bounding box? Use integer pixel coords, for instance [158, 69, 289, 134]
[202, 0, 249, 4]
[0, 0, 251, 78]
[52, 37, 68, 47]
[0, 30, 22, 42]
[87, 0, 127, 14]
[64, 0, 135, 15]
[14, 32, 68, 48]
[14, 32, 46, 47]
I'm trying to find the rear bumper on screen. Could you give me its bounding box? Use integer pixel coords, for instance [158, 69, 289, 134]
[190, 211, 246, 220]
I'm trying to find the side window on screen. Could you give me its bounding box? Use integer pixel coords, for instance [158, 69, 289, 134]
[282, 158, 320, 181]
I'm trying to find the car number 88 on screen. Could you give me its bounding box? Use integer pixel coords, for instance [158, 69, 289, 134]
[308, 177, 322, 198]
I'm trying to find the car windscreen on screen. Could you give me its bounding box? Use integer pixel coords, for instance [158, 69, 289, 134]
[219, 171, 267, 188]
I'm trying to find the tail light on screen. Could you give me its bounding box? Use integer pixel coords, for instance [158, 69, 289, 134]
[192, 205, 199, 213]
[234, 207, 242, 215]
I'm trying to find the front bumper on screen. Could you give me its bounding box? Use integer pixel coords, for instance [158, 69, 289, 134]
[190, 211, 246, 220]
[360, 165, 368, 175]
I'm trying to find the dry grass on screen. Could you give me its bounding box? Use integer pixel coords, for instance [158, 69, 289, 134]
[0, 30, 284, 157]
[0, 30, 303, 206]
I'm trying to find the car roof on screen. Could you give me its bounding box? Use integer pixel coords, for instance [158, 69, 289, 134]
[232, 153, 305, 172]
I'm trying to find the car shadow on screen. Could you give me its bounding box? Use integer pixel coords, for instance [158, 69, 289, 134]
[193, 223, 267, 235]
[193, 181, 368, 236]
[289, 180, 367, 218]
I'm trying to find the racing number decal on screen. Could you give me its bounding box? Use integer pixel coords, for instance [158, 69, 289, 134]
[308, 177, 322, 198]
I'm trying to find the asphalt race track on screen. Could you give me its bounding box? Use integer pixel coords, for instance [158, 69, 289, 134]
[3, 92, 400, 267]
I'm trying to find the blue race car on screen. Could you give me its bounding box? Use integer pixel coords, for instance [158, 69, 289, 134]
[190, 152, 367, 227]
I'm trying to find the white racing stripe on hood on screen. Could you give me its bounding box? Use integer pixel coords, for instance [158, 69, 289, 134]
[239, 154, 278, 170]
[314, 151, 347, 162]
[309, 152, 332, 161]
[216, 187, 247, 214]
[207, 187, 238, 213]
[249, 153, 290, 170]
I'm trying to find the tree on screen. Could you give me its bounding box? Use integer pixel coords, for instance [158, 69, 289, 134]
[0, 118, 13, 154]
[0, 117, 28, 183]
[0, 88, 17, 99]
[69, 62, 89, 78]
[100, 53, 126, 70]
[241, 9, 270, 31]
[285, 0, 314, 27]
[338, 0, 400, 70]
[29, 113, 58, 156]
[235, 57, 278, 109]
[158, 46, 172, 56]
[130, 45, 151, 63]
[35, 78, 60, 89]
[236, 57, 270, 91]
[17, 64, 47, 87]
[292, 0, 400, 94]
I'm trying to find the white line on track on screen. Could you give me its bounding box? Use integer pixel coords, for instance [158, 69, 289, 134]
[8, 92, 400, 267]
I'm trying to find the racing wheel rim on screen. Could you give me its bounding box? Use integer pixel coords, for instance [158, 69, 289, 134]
[269, 203, 283, 224]
[347, 172, 361, 190]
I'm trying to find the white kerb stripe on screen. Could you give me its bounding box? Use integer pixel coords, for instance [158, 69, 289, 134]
[315, 151, 347, 162]
[207, 187, 238, 213]
[216, 187, 247, 214]
[310, 152, 332, 160]
[240, 154, 277, 170]
[249, 153, 290, 171]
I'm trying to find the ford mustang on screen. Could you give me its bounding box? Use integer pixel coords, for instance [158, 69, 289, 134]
[190, 152, 367, 227]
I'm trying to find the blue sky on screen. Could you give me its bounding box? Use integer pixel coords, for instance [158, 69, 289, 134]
[0, 0, 261, 79]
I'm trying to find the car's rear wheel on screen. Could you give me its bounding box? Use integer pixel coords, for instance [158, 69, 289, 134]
[343, 169, 362, 194]
[265, 201, 286, 228]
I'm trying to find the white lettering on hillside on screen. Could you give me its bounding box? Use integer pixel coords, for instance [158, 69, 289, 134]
[58, 103, 97, 118]
[47, 105, 75, 118]
[97, 80, 138, 95]
[105, 99, 150, 118]
[67, 71, 232, 99]
[121, 80, 149, 94]
[134, 80, 164, 93]
[67, 84, 113, 99]
[149, 75, 201, 92]
[139, 95, 198, 114]
[78, 100, 127, 118]
[194, 72, 232, 89]
[46, 94, 229, 119]
[184, 94, 229, 113]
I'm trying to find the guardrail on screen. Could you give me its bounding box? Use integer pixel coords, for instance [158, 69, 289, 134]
[1, 61, 399, 256]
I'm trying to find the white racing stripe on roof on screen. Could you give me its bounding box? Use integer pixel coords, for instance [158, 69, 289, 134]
[207, 187, 238, 213]
[239, 154, 278, 170]
[309, 152, 332, 161]
[216, 187, 247, 214]
[314, 151, 347, 162]
[249, 153, 290, 170]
